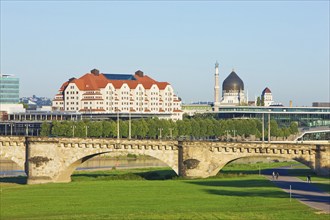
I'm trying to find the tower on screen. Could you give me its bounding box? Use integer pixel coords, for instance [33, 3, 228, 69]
[214, 61, 220, 108]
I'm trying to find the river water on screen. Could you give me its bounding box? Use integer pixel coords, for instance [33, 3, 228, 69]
[0, 156, 168, 177]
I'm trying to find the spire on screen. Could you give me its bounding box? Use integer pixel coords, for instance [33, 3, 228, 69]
[214, 61, 220, 108]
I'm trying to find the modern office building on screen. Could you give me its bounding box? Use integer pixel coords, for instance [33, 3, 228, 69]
[0, 74, 19, 104]
[183, 104, 330, 128]
[0, 74, 25, 114]
[52, 69, 183, 120]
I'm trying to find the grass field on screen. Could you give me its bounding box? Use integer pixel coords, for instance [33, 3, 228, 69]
[0, 162, 329, 220]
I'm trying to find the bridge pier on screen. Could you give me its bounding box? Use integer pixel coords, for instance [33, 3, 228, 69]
[26, 138, 71, 184]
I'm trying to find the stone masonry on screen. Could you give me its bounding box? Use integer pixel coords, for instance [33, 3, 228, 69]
[0, 136, 329, 184]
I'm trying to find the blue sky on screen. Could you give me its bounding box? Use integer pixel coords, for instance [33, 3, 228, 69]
[1, 1, 329, 106]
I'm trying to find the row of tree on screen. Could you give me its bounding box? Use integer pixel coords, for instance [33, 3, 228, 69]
[40, 118, 299, 140]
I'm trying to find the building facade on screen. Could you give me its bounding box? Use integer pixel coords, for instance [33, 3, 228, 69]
[212, 63, 247, 108]
[261, 87, 273, 107]
[52, 69, 183, 120]
[0, 74, 19, 104]
[0, 74, 25, 114]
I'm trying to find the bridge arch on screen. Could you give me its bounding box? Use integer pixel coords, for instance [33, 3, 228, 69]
[0, 136, 26, 174]
[213, 155, 316, 177]
[54, 149, 179, 183]
[24, 138, 179, 184]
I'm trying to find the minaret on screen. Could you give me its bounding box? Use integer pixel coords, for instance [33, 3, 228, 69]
[214, 61, 220, 108]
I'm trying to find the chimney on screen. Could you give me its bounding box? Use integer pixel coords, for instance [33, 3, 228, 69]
[91, 69, 100, 76]
[135, 70, 144, 77]
[289, 100, 293, 107]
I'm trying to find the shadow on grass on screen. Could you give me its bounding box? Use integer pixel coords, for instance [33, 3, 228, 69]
[72, 169, 178, 181]
[0, 176, 27, 184]
[186, 179, 276, 188]
[204, 188, 288, 198]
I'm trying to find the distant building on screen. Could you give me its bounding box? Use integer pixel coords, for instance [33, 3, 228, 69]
[0, 74, 25, 114]
[0, 74, 19, 104]
[182, 103, 213, 116]
[213, 63, 246, 109]
[52, 69, 183, 120]
[261, 87, 273, 107]
[221, 69, 246, 106]
[313, 102, 330, 107]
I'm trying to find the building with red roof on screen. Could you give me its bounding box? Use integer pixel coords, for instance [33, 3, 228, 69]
[52, 69, 183, 120]
[261, 87, 274, 107]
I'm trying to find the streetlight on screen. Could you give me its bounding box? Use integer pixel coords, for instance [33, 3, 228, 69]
[169, 128, 174, 140]
[117, 111, 120, 142]
[72, 125, 76, 137]
[268, 113, 271, 143]
[158, 128, 163, 140]
[232, 129, 237, 141]
[85, 125, 89, 137]
[128, 112, 131, 140]
[25, 124, 29, 136]
[10, 123, 14, 136]
[225, 130, 230, 142]
[262, 113, 265, 143]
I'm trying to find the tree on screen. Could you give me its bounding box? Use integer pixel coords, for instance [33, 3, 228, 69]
[261, 96, 265, 106]
[102, 121, 113, 137]
[289, 122, 299, 135]
[88, 121, 103, 137]
[40, 122, 51, 136]
[136, 119, 148, 138]
[270, 120, 279, 137]
[74, 121, 86, 137]
[256, 97, 261, 106]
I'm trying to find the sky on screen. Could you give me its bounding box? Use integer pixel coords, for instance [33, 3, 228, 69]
[1, 1, 329, 107]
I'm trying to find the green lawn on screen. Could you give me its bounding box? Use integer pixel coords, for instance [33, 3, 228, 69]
[1, 165, 329, 220]
[220, 161, 330, 193]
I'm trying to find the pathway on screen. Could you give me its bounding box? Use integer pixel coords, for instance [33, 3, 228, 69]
[263, 167, 330, 213]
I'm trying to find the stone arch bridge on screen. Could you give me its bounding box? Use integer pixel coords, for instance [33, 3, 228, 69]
[0, 136, 329, 184]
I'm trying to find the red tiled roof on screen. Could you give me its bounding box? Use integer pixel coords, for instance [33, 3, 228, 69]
[57, 71, 172, 95]
[262, 87, 272, 94]
[173, 109, 183, 112]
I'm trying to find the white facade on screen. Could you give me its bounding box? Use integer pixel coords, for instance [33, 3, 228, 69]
[52, 70, 183, 120]
[0, 103, 25, 114]
[261, 87, 273, 107]
[221, 91, 246, 105]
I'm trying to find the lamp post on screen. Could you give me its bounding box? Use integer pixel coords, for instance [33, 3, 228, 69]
[117, 111, 120, 142]
[268, 113, 271, 143]
[232, 129, 237, 141]
[25, 124, 29, 136]
[128, 112, 131, 140]
[169, 128, 174, 140]
[10, 123, 14, 136]
[158, 128, 163, 140]
[4, 123, 7, 135]
[262, 113, 265, 143]
[225, 130, 230, 142]
[85, 125, 89, 137]
[72, 125, 76, 137]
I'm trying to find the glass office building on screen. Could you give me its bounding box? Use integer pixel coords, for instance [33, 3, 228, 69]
[0, 74, 19, 104]
[213, 106, 330, 127]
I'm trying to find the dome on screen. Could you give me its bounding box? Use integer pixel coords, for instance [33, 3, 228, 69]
[222, 71, 244, 92]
